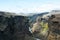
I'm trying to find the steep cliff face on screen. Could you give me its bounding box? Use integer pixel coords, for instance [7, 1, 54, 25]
[0, 12, 31, 40]
[48, 14, 60, 40]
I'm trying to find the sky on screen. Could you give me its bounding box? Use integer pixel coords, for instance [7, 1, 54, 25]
[0, 0, 60, 13]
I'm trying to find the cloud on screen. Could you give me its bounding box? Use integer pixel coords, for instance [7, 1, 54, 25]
[0, 3, 60, 13]
[17, 4, 60, 13]
[31, 4, 60, 13]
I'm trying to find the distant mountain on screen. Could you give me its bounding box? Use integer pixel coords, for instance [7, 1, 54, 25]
[28, 12, 49, 23]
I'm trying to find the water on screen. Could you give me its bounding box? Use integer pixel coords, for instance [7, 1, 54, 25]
[36, 38, 41, 40]
[29, 27, 41, 40]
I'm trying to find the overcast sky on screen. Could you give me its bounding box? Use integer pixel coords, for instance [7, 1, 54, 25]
[0, 0, 60, 13]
